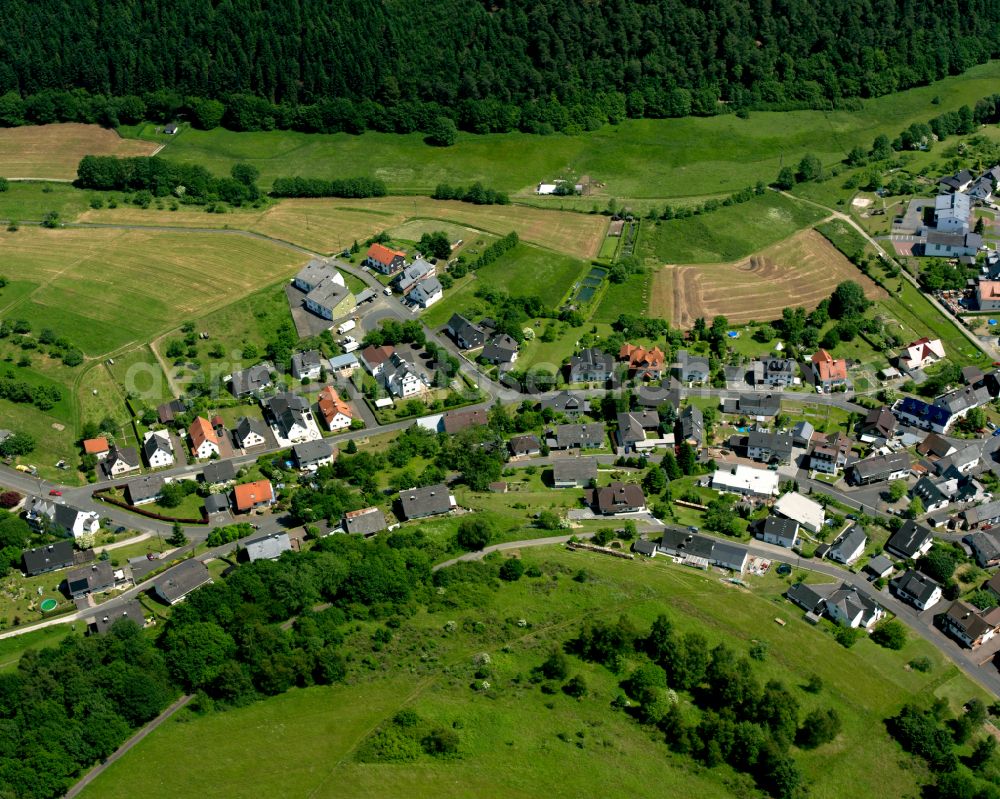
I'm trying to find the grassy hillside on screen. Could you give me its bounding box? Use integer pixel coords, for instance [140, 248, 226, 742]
[117, 61, 1000, 199]
[77, 547, 988, 799]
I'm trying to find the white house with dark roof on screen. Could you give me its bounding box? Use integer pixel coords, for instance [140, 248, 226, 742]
[407, 276, 443, 308]
[26, 498, 100, 539]
[447, 314, 486, 349]
[827, 524, 867, 565]
[885, 520, 934, 561]
[235, 416, 269, 449]
[103, 445, 141, 478]
[891, 570, 942, 611]
[398, 484, 456, 519]
[142, 430, 175, 468]
[758, 516, 799, 548]
[291, 350, 324, 380]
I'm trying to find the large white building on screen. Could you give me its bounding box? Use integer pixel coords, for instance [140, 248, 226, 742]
[711, 465, 779, 498]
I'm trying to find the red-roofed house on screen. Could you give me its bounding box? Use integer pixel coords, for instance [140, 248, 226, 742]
[811, 349, 848, 391]
[189, 416, 221, 460]
[364, 243, 407, 275]
[619, 343, 666, 380]
[360, 344, 395, 377]
[83, 437, 110, 460]
[318, 386, 353, 431]
[232, 479, 275, 513]
[900, 337, 945, 371]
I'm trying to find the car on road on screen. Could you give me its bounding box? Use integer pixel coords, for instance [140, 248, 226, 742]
[115, 526, 126, 534]
[48, 489, 62, 496]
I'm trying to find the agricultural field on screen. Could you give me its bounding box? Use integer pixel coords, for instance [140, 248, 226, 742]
[654, 229, 887, 328]
[0, 123, 157, 180]
[422, 242, 591, 329]
[0, 181, 92, 222]
[113, 61, 1000, 200]
[77, 547, 988, 799]
[0, 227, 305, 356]
[639, 192, 829, 264]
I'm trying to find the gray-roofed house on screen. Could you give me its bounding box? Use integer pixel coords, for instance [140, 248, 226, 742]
[635, 384, 680, 410]
[552, 458, 598, 488]
[394, 258, 435, 294]
[408, 276, 443, 308]
[291, 350, 324, 380]
[154, 559, 212, 605]
[235, 416, 269, 449]
[891, 570, 943, 611]
[265, 392, 313, 440]
[204, 493, 230, 515]
[886, 520, 934, 560]
[864, 554, 894, 579]
[157, 398, 188, 424]
[712, 541, 749, 572]
[848, 451, 911, 486]
[126, 475, 166, 506]
[792, 420, 815, 447]
[966, 529, 1000, 567]
[482, 334, 520, 368]
[824, 583, 885, 629]
[750, 358, 797, 387]
[722, 393, 781, 419]
[758, 516, 799, 548]
[398, 484, 457, 520]
[447, 314, 486, 350]
[327, 352, 360, 378]
[933, 442, 981, 476]
[632, 538, 658, 557]
[202, 459, 237, 486]
[293, 438, 335, 469]
[88, 599, 145, 635]
[539, 391, 590, 417]
[103, 445, 141, 478]
[26, 498, 101, 539]
[657, 528, 715, 567]
[142, 431, 174, 468]
[673, 350, 710, 383]
[584, 482, 646, 515]
[547, 423, 605, 450]
[22, 541, 75, 576]
[616, 410, 664, 454]
[65, 561, 115, 599]
[786, 581, 837, 617]
[230, 362, 274, 398]
[676, 404, 704, 448]
[242, 532, 292, 562]
[746, 430, 793, 464]
[828, 524, 867, 565]
[343, 506, 388, 536]
[569, 347, 616, 383]
[508, 434, 542, 459]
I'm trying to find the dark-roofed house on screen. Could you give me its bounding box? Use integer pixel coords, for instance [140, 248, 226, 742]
[343, 507, 388, 536]
[293, 438, 335, 469]
[860, 406, 896, 441]
[552, 458, 598, 488]
[265, 392, 313, 441]
[722, 393, 781, 419]
[966, 529, 1000, 567]
[547, 423, 605, 450]
[235, 416, 269, 449]
[676, 404, 704, 448]
[940, 601, 1000, 648]
[291, 350, 323, 380]
[585, 482, 646, 515]
[786, 581, 837, 618]
[399, 484, 456, 520]
[88, 599, 145, 635]
[865, 554, 894, 579]
[65, 561, 115, 599]
[103, 445, 141, 478]
[142, 431, 174, 468]
[746, 430, 793, 464]
[443, 408, 488, 434]
[750, 358, 797, 387]
[126, 475, 166, 506]
[569, 347, 616, 383]
[886, 520, 934, 560]
[713, 541, 749, 572]
[22, 541, 75, 576]
[891, 570, 943, 611]
[202, 459, 237, 486]
[154, 559, 212, 605]
[758, 516, 799, 548]
[447, 314, 486, 350]
[242, 532, 292, 562]
[26, 498, 101, 539]
[540, 391, 590, 417]
[824, 583, 884, 629]
[482, 334, 519, 368]
[657, 528, 748, 572]
[632, 538, 658, 557]
[673, 350, 709, 383]
[895, 396, 953, 434]
[635, 384, 679, 410]
[848, 451, 911, 486]
[157, 398, 188, 425]
[616, 410, 665, 454]
[828, 525, 867, 565]
[229, 362, 273, 398]
[204, 493, 230, 515]
[508, 434, 541, 460]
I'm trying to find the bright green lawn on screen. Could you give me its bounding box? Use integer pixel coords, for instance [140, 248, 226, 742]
[119, 61, 1000, 200]
[0, 182, 91, 222]
[77, 547, 989, 799]
[0, 625, 73, 671]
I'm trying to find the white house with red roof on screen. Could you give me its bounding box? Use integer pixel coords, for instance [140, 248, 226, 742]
[900, 337, 945, 371]
[364, 243, 407, 274]
[811, 349, 848, 391]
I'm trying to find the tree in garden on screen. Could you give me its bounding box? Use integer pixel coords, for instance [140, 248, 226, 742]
[887, 480, 907, 502]
[0, 432, 35, 457]
[661, 450, 682, 480]
[456, 516, 494, 550]
[643, 466, 666, 495]
[168, 522, 188, 547]
[0, 490, 21, 509]
[676, 441, 697, 475]
[871, 619, 907, 650]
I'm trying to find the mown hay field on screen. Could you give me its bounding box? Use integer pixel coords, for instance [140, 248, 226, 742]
[0, 123, 157, 179]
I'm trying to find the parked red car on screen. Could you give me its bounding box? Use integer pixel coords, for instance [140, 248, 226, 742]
[48, 489, 62, 496]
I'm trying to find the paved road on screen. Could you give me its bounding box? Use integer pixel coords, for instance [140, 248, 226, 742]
[63, 693, 193, 799]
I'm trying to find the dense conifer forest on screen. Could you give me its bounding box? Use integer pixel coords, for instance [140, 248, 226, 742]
[0, 0, 998, 134]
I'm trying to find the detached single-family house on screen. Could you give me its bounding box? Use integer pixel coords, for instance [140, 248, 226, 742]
[235, 416, 269, 449]
[360, 344, 395, 377]
[442, 408, 488, 434]
[746, 430, 793, 464]
[676, 404, 704, 448]
[291, 350, 324, 380]
[154, 559, 212, 605]
[142, 430, 175, 468]
[961, 500, 1000, 531]
[327, 353, 360, 379]
[293, 439, 335, 470]
[711, 464, 779, 498]
[482, 334, 519, 368]
[407, 276, 443, 308]
[447, 314, 487, 350]
[265, 393, 313, 440]
[811, 349, 848, 391]
[900, 338, 946, 371]
[860, 406, 896, 441]
[398, 484, 456, 519]
[242, 532, 292, 562]
[26, 498, 100, 539]
[750, 358, 797, 387]
[65, 561, 115, 599]
[88, 599, 145, 635]
[229, 363, 273, 398]
[773, 492, 825, 534]
[808, 432, 851, 474]
[343, 507, 388, 536]
[540, 391, 590, 417]
[938, 169, 974, 193]
[966, 529, 1000, 568]
[395, 258, 435, 294]
[365, 243, 407, 274]
[125, 475, 165, 506]
[940, 601, 1000, 648]
[22, 541, 75, 576]
[83, 437, 110, 460]
[673, 350, 710, 383]
[189, 417, 221, 460]
[620, 343, 666, 380]
[547, 423, 605, 450]
[824, 583, 885, 630]
[827, 524, 867, 565]
[569, 348, 616, 383]
[886, 520, 934, 561]
[202, 460, 236, 487]
[232, 479, 275, 513]
[616, 410, 669, 454]
[722, 393, 781, 419]
[157, 399, 188, 425]
[891, 570, 942, 611]
[318, 386, 353, 431]
[584, 482, 647, 515]
[758, 516, 799, 548]
[508, 434, 542, 459]
[103, 445, 141, 478]
[552, 458, 598, 488]
[382, 353, 429, 398]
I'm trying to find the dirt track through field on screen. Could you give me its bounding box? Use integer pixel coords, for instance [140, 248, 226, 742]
[652, 229, 886, 328]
